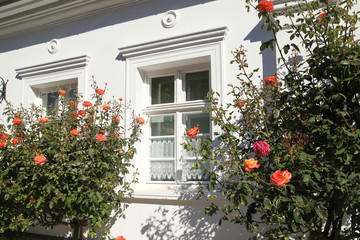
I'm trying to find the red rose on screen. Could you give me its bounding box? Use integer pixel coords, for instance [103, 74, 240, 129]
[116, 236, 126, 240]
[83, 101, 92, 107]
[271, 170, 292, 187]
[70, 129, 79, 135]
[258, 0, 274, 13]
[253, 141, 270, 157]
[113, 116, 121, 122]
[34, 154, 46, 165]
[12, 119, 22, 125]
[264, 76, 278, 87]
[95, 88, 105, 95]
[244, 158, 260, 172]
[234, 101, 245, 107]
[40, 117, 48, 123]
[317, 12, 326, 19]
[69, 101, 78, 107]
[95, 134, 106, 141]
[0, 141, 7, 148]
[58, 90, 66, 96]
[187, 126, 200, 139]
[11, 137, 20, 145]
[102, 104, 110, 110]
[71, 112, 78, 119]
[0, 133, 9, 140]
[78, 110, 86, 117]
[136, 117, 145, 124]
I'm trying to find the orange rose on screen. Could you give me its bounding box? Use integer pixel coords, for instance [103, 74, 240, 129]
[70, 129, 79, 135]
[119, 97, 123, 101]
[113, 116, 121, 122]
[187, 126, 200, 139]
[116, 236, 126, 240]
[102, 104, 110, 110]
[11, 137, 20, 145]
[0, 133, 9, 140]
[258, 0, 274, 13]
[40, 117, 48, 123]
[14, 113, 20, 118]
[12, 119, 22, 125]
[270, 170, 292, 187]
[95, 88, 104, 95]
[136, 117, 145, 124]
[234, 101, 245, 107]
[58, 90, 66, 96]
[264, 76, 278, 87]
[95, 134, 106, 141]
[83, 101, 92, 107]
[34, 154, 46, 165]
[244, 158, 260, 172]
[69, 101, 78, 107]
[71, 112, 78, 119]
[0, 141, 7, 148]
[317, 12, 326, 19]
[78, 110, 86, 117]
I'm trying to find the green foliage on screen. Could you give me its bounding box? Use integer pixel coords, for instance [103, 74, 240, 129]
[0, 82, 143, 239]
[184, 0, 360, 239]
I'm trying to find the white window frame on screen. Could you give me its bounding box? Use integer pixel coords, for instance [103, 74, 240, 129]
[119, 27, 227, 199]
[15, 55, 91, 108]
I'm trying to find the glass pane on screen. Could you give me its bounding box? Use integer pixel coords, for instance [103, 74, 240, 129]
[150, 160, 175, 181]
[183, 160, 210, 181]
[183, 113, 210, 134]
[68, 88, 77, 101]
[151, 76, 174, 104]
[151, 115, 174, 136]
[46, 91, 59, 115]
[186, 71, 209, 101]
[151, 138, 174, 158]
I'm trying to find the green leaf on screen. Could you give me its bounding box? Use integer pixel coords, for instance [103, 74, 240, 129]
[264, 198, 272, 210]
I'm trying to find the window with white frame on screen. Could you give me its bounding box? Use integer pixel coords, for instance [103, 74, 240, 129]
[147, 69, 211, 182]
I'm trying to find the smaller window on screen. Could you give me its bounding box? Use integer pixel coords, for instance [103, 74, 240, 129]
[42, 88, 77, 115]
[185, 70, 209, 101]
[151, 76, 174, 105]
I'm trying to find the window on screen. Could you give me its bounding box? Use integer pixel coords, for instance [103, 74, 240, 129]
[148, 70, 211, 182]
[41, 86, 77, 115]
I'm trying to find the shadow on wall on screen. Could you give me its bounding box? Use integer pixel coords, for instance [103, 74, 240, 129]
[0, 0, 214, 54]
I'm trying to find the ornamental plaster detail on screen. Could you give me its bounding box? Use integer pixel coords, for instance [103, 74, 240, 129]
[161, 10, 178, 28]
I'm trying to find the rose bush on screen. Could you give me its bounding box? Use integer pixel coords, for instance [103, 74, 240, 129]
[184, 0, 360, 239]
[0, 82, 143, 239]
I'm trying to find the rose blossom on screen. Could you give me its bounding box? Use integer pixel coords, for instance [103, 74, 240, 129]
[12, 119, 22, 125]
[0, 141, 7, 148]
[136, 117, 145, 124]
[95, 134, 107, 141]
[253, 141, 270, 157]
[83, 101, 92, 107]
[95, 88, 105, 95]
[34, 154, 46, 165]
[264, 76, 278, 87]
[78, 110, 86, 117]
[234, 101, 245, 107]
[11, 137, 20, 145]
[0, 133, 9, 140]
[113, 116, 121, 122]
[317, 12, 326, 19]
[119, 97, 123, 101]
[187, 126, 200, 139]
[40, 117, 48, 123]
[116, 236, 126, 240]
[271, 170, 292, 187]
[258, 0, 274, 13]
[244, 158, 260, 172]
[58, 90, 66, 95]
[102, 104, 110, 110]
[70, 129, 79, 135]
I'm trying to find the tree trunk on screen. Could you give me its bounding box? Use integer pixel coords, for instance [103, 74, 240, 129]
[72, 224, 84, 240]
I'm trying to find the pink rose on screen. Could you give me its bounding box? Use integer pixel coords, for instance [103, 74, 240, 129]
[253, 141, 270, 157]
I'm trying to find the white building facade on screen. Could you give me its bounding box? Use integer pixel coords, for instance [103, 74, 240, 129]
[0, 0, 281, 239]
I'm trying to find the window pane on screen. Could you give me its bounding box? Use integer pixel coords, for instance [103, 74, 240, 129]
[46, 91, 59, 115]
[151, 76, 174, 104]
[183, 113, 210, 134]
[151, 138, 174, 158]
[183, 160, 210, 181]
[151, 115, 174, 136]
[186, 71, 209, 101]
[150, 160, 175, 181]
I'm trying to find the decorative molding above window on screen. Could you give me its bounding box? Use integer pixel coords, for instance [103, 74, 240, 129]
[16, 55, 91, 78]
[119, 26, 228, 59]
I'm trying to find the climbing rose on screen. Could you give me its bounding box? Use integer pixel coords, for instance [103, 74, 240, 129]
[317, 12, 326, 19]
[102, 104, 110, 110]
[234, 101, 245, 107]
[83, 101, 92, 107]
[258, 0, 274, 13]
[264, 76, 278, 87]
[113, 116, 121, 122]
[116, 236, 126, 240]
[0, 133, 9, 140]
[34, 154, 46, 165]
[40, 117, 48, 123]
[271, 170, 292, 187]
[69, 101, 77, 107]
[136, 117, 145, 124]
[58, 90, 66, 95]
[78, 110, 86, 117]
[119, 97, 124, 101]
[11, 137, 20, 145]
[12, 119, 22, 125]
[253, 141, 270, 157]
[244, 158, 260, 172]
[95, 134, 106, 141]
[70, 129, 79, 135]
[187, 126, 200, 139]
[0, 141, 7, 148]
[95, 88, 104, 95]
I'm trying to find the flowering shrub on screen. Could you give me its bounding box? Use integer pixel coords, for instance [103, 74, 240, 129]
[184, 0, 360, 239]
[0, 82, 143, 239]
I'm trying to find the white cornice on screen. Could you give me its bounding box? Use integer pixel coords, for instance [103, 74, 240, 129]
[16, 55, 91, 78]
[0, 0, 146, 40]
[119, 26, 229, 59]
